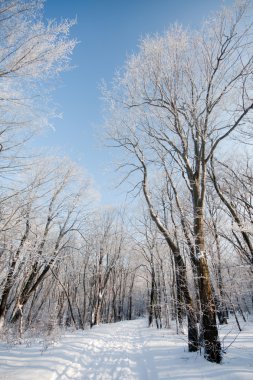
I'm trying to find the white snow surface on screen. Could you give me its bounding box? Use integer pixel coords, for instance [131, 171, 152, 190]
[0, 319, 252, 379]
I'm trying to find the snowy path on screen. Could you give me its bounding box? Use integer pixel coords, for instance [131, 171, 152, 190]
[0, 319, 253, 379]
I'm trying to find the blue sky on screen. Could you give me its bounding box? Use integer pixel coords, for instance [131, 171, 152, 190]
[39, 0, 233, 204]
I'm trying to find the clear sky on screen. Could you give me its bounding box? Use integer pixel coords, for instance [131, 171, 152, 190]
[38, 0, 233, 205]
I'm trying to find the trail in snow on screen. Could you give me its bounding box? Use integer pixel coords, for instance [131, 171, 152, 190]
[0, 319, 252, 380]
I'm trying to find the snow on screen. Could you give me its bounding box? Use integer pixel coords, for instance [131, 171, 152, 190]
[0, 319, 252, 380]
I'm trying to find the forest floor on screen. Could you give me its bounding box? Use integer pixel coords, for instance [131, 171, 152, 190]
[0, 317, 252, 379]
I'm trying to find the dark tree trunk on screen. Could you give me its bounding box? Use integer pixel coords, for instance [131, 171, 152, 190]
[148, 267, 156, 327]
[142, 164, 199, 352]
[194, 207, 222, 363]
[175, 254, 199, 352]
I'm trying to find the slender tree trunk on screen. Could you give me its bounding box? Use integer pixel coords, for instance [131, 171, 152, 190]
[92, 295, 103, 326]
[155, 268, 162, 329]
[148, 266, 156, 327]
[127, 274, 135, 320]
[214, 226, 228, 325]
[175, 260, 184, 330]
[142, 164, 199, 351]
[175, 253, 199, 352]
[159, 262, 170, 328]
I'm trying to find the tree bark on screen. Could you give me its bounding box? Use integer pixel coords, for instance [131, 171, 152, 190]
[194, 205, 222, 363]
[141, 163, 199, 351]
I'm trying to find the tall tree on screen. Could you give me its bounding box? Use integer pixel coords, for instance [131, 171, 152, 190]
[104, 1, 253, 363]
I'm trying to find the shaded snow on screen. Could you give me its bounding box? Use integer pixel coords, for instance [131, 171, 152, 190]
[0, 319, 252, 379]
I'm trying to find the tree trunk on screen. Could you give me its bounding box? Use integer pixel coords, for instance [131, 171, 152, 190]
[175, 253, 199, 352]
[142, 164, 199, 351]
[148, 267, 156, 327]
[92, 295, 102, 326]
[194, 207, 222, 363]
[127, 274, 135, 320]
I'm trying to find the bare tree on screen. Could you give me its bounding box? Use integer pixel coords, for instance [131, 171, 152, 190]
[0, 157, 93, 331]
[89, 210, 125, 327]
[104, 1, 253, 363]
[0, 0, 76, 175]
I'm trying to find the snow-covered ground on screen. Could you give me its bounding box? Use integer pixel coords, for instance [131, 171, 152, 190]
[0, 318, 252, 379]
